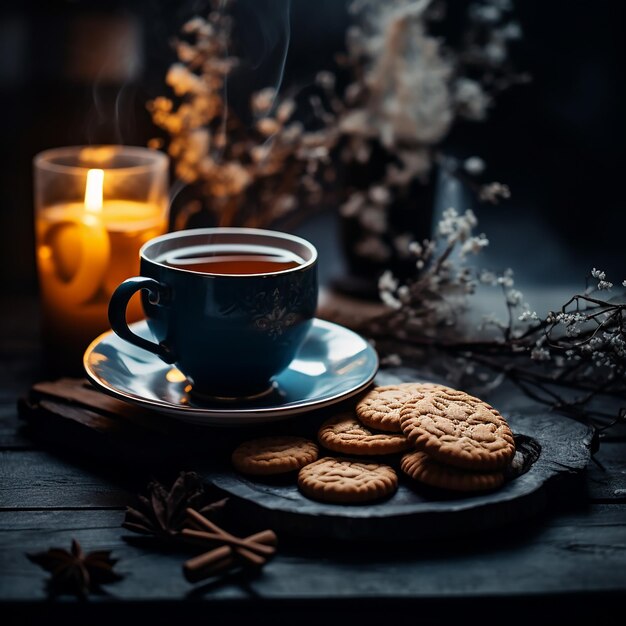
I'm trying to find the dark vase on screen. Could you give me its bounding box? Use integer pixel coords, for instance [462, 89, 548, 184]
[334, 161, 437, 300]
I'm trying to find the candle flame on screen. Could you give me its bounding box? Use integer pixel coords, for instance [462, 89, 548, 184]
[85, 169, 104, 213]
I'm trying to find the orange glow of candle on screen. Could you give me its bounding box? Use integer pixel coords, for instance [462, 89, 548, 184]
[34, 146, 169, 372]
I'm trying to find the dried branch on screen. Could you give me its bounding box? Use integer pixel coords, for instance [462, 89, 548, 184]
[148, 1, 330, 228]
[362, 213, 626, 432]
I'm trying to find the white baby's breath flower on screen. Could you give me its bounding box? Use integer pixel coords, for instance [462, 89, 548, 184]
[484, 41, 507, 65]
[256, 118, 280, 137]
[380, 290, 402, 310]
[276, 99, 295, 123]
[479, 182, 511, 203]
[176, 42, 197, 63]
[182, 16, 212, 36]
[566, 324, 582, 337]
[282, 122, 304, 142]
[464, 156, 486, 175]
[251, 88, 276, 114]
[408, 241, 423, 256]
[531, 346, 551, 361]
[464, 208, 478, 228]
[250, 144, 271, 163]
[340, 193, 365, 218]
[591, 268, 606, 280]
[397, 285, 411, 303]
[479, 270, 497, 285]
[590, 268, 613, 290]
[183, 128, 210, 164]
[506, 289, 523, 306]
[166, 64, 205, 96]
[454, 78, 491, 121]
[315, 71, 336, 90]
[378, 270, 398, 292]
[497, 275, 513, 288]
[460, 233, 489, 257]
[369, 186, 391, 205]
[518, 310, 538, 322]
[273, 195, 297, 216]
[497, 268, 515, 288]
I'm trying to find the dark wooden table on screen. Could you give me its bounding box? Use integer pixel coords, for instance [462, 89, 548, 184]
[1, 294, 625, 626]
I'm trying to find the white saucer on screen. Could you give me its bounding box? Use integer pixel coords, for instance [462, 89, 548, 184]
[83, 319, 379, 426]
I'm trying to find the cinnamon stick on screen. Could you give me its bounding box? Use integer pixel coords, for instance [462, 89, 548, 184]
[181, 529, 275, 558]
[187, 518, 278, 548]
[183, 529, 276, 582]
[183, 545, 233, 582]
[185, 508, 277, 556]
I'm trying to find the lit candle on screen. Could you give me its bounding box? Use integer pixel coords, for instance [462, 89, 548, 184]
[34, 146, 169, 372]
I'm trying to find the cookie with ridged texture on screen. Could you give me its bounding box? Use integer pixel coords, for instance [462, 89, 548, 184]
[399, 387, 515, 471]
[401, 451, 504, 492]
[298, 457, 398, 503]
[318, 412, 410, 456]
[356, 382, 448, 432]
[232, 436, 319, 476]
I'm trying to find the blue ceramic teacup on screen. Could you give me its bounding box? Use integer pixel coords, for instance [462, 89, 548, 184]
[108, 228, 318, 400]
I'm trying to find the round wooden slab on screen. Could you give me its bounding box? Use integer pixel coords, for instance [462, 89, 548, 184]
[207, 412, 592, 541]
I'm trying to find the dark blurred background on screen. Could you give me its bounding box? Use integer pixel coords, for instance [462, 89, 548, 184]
[0, 0, 624, 296]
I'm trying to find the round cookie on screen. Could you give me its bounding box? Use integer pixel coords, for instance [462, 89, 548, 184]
[356, 382, 447, 432]
[298, 457, 398, 503]
[399, 387, 515, 471]
[318, 412, 410, 456]
[401, 451, 504, 492]
[232, 436, 319, 476]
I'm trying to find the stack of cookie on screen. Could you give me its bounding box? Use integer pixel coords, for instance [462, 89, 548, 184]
[231, 382, 516, 505]
[398, 386, 516, 491]
[299, 398, 414, 503]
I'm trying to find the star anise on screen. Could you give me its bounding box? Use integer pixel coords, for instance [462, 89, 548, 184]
[27, 539, 123, 597]
[122, 471, 228, 540]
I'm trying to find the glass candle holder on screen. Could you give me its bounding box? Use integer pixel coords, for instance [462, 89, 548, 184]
[33, 145, 169, 373]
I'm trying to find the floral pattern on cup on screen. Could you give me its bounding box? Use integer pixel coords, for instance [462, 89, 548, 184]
[255, 306, 298, 338]
[218, 277, 317, 340]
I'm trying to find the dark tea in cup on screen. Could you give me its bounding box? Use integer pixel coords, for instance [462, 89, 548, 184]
[161, 244, 303, 275]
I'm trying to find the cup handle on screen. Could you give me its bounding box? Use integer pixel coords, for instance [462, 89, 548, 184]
[108, 277, 175, 363]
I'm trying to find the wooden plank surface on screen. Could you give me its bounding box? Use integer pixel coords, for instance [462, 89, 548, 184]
[1, 292, 625, 616]
[586, 442, 626, 502]
[0, 402, 32, 450]
[0, 451, 133, 510]
[0, 295, 41, 451]
[1, 505, 625, 602]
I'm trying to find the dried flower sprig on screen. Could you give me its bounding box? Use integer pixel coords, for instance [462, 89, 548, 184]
[148, 1, 328, 229]
[148, 0, 525, 236]
[364, 210, 626, 431]
[309, 0, 526, 264]
[373, 206, 489, 335]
